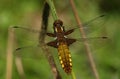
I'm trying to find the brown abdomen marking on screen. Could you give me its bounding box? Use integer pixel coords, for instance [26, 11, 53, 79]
[57, 42, 72, 74]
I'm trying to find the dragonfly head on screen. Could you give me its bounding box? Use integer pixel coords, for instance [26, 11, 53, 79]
[53, 19, 63, 27]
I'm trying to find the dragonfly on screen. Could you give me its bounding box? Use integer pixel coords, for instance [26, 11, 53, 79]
[46, 18, 107, 74]
[46, 19, 76, 74]
[14, 2, 107, 74]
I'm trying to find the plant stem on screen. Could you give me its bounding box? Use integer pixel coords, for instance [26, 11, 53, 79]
[47, 0, 58, 20]
[6, 27, 14, 79]
[69, 0, 100, 79]
[39, 2, 61, 79]
[15, 56, 26, 79]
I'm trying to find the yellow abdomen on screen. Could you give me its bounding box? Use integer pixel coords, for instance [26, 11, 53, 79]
[57, 42, 72, 74]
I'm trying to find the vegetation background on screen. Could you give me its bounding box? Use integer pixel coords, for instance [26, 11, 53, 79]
[0, 0, 120, 79]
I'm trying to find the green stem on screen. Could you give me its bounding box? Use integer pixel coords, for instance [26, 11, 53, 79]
[71, 71, 76, 79]
[47, 0, 58, 20]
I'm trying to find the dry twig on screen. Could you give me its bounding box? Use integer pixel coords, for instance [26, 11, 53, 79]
[69, 0, 100, 79]
[15, 55, 26, 79]
[6, 27, 15, 79]
[39, 2, 62, 79]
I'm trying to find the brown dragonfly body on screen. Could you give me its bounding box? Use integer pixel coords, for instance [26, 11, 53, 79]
[47, 20, 76, 74]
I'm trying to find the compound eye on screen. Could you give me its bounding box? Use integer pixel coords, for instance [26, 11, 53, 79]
[53, 19, 63, 26]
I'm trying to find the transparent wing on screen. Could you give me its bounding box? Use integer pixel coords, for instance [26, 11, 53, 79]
[14, 45, 44, 59]
[67, 36, 108, 54]
[13, 26, 40, 45]
[65, 14, 107, 38]
[82, 15, 107, 38]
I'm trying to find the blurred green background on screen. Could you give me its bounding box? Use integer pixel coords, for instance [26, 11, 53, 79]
[0, 0, 120, 79]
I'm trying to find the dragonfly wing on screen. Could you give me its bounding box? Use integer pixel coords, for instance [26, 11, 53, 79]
[64, 29, 75, 35]
[46, 33, 56, 37]
[66, 38, 76, 46]
[76, 36, 108, 42]
[47, 40, 58, 48]
[14, 45, 44, 59]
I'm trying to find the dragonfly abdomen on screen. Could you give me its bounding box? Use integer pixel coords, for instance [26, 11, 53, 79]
[58, 42, 72, 74]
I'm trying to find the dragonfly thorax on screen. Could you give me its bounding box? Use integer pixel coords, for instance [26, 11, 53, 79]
[53, 19, 65, 33]
[53, 19, 63, 26]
